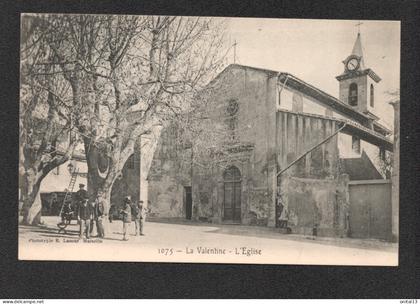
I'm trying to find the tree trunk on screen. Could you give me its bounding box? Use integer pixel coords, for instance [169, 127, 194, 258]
[26, 192, 43, 225]
[96, 185, 112, 234]
[20, 147, 74, 225]
[85, 153, 119, 236]
[86, 162, 117, 213]
[21, 170, 43, 225]
[84, 140, 115, 213]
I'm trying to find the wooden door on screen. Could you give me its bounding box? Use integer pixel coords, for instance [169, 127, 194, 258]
[223, 166, 241, 222]
[349, 182, 392, 240]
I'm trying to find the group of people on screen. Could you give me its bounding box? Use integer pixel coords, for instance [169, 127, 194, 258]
[120, 195, 147, 241]
[75, 184, 106, 239]
[73, 183, 147, 241]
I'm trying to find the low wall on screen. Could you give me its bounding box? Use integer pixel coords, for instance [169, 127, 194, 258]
[280, 174, 349, 237]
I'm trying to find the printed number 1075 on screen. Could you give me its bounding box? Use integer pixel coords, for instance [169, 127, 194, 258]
[158, 248, 173, 255]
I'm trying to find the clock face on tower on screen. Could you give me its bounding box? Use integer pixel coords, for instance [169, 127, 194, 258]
[346, 57, 360, 71]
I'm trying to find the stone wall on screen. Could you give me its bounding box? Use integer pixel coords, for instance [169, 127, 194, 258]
[280, 174, 349, 237]
[147, 65, 278, 224]
[147, 126, 191, 218]
[148, 175, 186, 217]
[274, 110, 348, 235]
[275, 110, 340, 179]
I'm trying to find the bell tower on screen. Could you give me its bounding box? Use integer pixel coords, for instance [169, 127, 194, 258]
[336, 32, 381, 118]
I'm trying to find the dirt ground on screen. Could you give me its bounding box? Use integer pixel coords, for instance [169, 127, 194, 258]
[18, 216, 398, 266]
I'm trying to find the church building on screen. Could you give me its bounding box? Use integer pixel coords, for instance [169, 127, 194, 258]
[145, 33, 394, 239]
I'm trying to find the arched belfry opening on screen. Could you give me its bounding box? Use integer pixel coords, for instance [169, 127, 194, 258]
[223, 166, 242, 222]
[349, 83, 358, 106]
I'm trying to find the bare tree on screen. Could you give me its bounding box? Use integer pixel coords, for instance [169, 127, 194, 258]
[19, 15, 78, 225]
[94, 16, 227, 213]
[27, 14, 227, 219]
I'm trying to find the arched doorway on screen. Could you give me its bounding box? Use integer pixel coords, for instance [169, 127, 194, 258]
[223, 166, 242, 222]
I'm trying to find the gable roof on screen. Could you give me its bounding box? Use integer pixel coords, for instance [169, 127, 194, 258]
[341, 151, 384, 180]
[222, 64, 391, 136]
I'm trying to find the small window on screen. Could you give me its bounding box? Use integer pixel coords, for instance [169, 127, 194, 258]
[53, 165, 60, 175]
[352, 136, 361, 154]
[379, 148, 386, 161]
[349, 83, 358, 106]
[370, 84, 374, 107]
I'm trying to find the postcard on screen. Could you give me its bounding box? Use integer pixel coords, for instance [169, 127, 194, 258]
[19, 14, 399, 265]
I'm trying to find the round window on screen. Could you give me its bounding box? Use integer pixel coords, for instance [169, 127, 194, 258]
[227, 99, 239, 116]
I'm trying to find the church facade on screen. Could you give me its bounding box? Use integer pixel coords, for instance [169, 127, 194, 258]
[146, 34, 394, 238]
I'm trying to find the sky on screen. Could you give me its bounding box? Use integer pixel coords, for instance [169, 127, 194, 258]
[224, 18, 400, 128]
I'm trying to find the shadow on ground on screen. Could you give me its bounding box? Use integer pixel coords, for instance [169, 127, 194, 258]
[19, 222, 124, 242]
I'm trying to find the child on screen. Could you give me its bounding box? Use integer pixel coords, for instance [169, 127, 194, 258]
[120, 196, 132, 241]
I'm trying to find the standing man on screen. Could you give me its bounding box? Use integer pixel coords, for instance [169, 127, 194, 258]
[89, 199, 97, 237]
[132, 200, 146, 236]
[93, 192, 105, 238]
[120, 196, 132, 241]
[137, 200, 147, 236]
[76, 183, 90, 238]
[131, 200, 140, 236]
[77, 197, 92, 239]
[76, 184, 88, 205]
[109, 204, 116, 223]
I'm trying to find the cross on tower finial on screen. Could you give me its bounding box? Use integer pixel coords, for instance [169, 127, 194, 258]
[355, 21, 363, 34]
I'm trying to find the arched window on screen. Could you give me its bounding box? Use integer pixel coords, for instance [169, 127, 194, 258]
[223, 166, 241, 182]
[370, 84, 374, 107]
[352, 136, 361, 154]
[349, 83, 358, 106]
